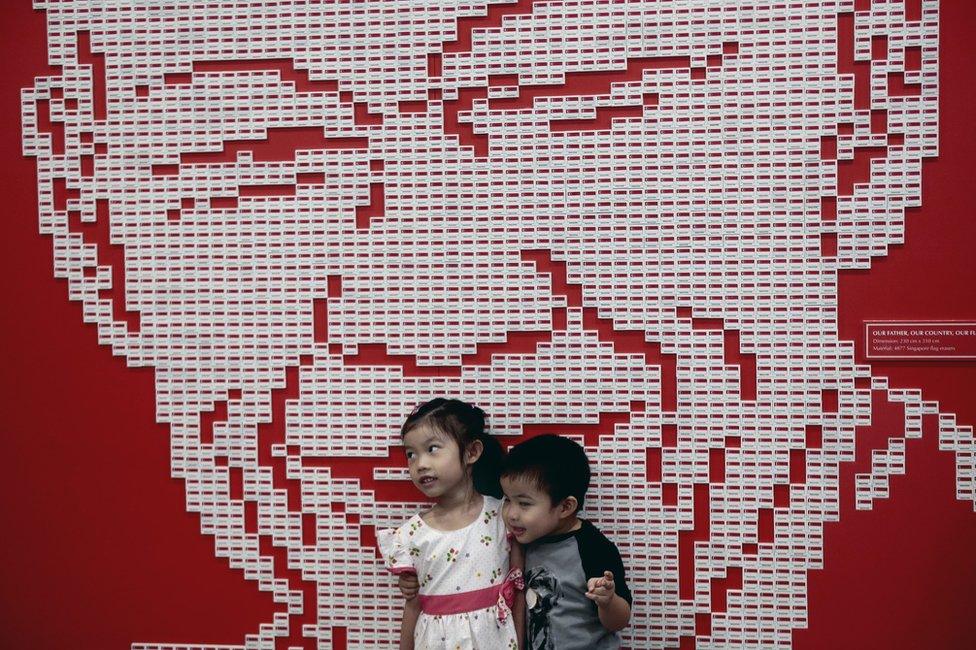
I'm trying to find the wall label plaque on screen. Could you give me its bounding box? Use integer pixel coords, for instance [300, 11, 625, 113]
[864, 321, 976, 360]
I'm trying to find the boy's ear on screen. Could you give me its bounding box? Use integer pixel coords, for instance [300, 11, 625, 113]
[556, 496, 578, 519]
[464, 439, 484, 466]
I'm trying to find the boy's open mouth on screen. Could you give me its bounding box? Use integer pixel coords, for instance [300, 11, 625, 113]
[418, 476, 437, 487]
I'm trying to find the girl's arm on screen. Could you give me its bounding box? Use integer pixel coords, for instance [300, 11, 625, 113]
[510, 541, 526, 649]
[399, 597, 420, 650]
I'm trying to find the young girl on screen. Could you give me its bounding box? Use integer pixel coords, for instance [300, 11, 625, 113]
[377, 398, 524, 649]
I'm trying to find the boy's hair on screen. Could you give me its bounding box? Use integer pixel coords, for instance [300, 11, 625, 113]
[501, 434, 590, 512]
[401, 398, 504, 498]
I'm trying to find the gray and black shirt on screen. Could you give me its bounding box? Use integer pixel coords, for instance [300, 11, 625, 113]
[524, 519, 633, 650]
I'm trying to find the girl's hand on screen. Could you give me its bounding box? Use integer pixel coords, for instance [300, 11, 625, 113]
[398, 572, 420, 600]
[585, 570, 616, 607]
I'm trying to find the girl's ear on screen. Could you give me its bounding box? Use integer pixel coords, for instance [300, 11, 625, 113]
[464, 438, 484, 466]
[556, 496, 578, 519]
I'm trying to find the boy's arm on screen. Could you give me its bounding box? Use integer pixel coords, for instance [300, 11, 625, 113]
[579, 525, 633, 633]
[598, 593, 631, 632]
[510, 541, 526, 648]
[399, 597, 420, 650]
[586, 570, 632, 631]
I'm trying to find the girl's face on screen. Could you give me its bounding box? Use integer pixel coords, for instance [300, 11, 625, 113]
[402, 424, 477, 499]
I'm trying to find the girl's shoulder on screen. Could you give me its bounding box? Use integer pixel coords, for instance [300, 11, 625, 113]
[376, 513, 427, 572]
[483, 494, 504, 514]
[480, 495, 505, 525]
[388, 511, 426, 539]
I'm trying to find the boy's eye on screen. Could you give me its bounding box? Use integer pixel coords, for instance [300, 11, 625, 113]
[405, 451, 415, 459]
[428, 444, 440, 453]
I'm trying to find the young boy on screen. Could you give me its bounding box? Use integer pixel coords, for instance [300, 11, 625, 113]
[501, 434, 632, 649]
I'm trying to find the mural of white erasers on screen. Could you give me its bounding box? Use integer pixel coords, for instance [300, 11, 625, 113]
[21, 1, 971, 648]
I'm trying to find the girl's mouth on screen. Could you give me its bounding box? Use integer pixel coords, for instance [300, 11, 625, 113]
[418, 476, 437, 487]
[510, 526, 527, 537]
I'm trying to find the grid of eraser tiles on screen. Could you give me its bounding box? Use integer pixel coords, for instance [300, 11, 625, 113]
[21, 1, 972, 649]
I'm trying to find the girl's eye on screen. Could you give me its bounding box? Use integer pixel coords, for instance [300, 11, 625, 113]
[519, 502, 532, 508]
[428, 445, 440, 453]
[405, 451, 415, 459]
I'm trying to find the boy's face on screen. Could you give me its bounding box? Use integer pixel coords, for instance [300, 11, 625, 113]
[501, 474, 577, 544]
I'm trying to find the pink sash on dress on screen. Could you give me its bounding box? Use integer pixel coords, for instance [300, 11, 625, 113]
[418, 568, 524, 622]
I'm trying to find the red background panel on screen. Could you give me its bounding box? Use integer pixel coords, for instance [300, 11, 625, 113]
[1, 2, 974, 648]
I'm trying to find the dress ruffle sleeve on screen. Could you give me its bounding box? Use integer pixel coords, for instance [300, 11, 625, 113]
[376, 523, 417, 575]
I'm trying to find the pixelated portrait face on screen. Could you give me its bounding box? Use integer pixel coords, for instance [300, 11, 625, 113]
[22, 1, 970, 648]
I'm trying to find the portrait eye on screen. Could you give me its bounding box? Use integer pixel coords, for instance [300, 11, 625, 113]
[428, 444, 440, 453]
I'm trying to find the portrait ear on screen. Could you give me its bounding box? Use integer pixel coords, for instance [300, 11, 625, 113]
[464, 438, 484, 466]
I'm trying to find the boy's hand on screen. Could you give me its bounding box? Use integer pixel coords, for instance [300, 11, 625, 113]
[585, 570, 616, 607]
[398, 572, 420, 600]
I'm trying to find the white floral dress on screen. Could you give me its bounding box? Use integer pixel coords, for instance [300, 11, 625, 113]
[377, 495, 520, 650]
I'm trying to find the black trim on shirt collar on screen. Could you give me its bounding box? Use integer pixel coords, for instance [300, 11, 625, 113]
[532, 518, 591, 545]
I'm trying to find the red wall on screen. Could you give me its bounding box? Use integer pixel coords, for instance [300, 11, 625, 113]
[1, 2, 973, 648]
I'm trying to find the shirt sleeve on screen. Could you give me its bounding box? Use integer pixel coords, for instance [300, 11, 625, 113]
[376, 522, 417, 575]
[577, 522, 633, 606]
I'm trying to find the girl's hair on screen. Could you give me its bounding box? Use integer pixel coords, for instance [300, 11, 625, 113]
[401, 398, 504, 498]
